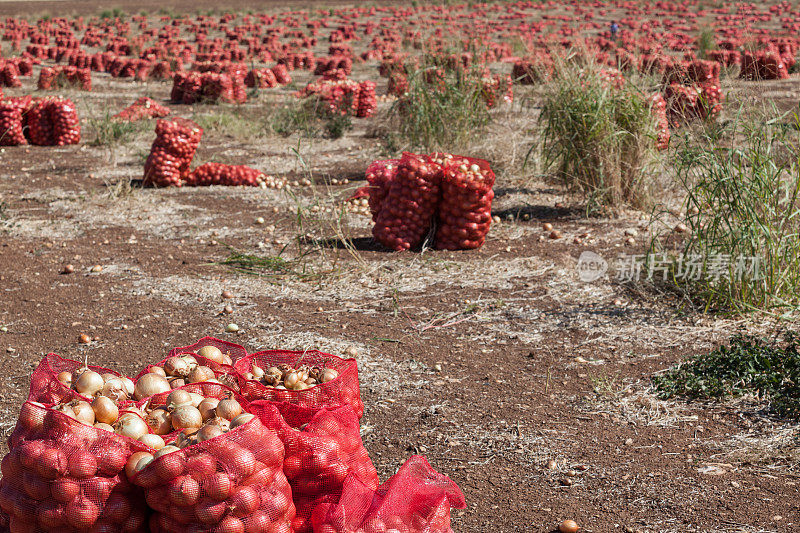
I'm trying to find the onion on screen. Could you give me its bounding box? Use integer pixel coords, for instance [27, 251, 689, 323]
[18, 401, 46, 431]
[202, 472, 232, 500]
[121, 377, 135, 397]
[125, 451, 154, 479]
[115, 413, 149, 440]
[163, 356, 190, 377]
[68, 449, 98, 478]
[230, 413, 255, 429]
[94, 422, 114, 432]
[196, 424, 225, 442]
[175, 428, 198, 448]
[146, 408, 172, 435]
[284, 371, 300, 388]
[22, 470, 50, 500]
[206, 416, 230, 430]
[189, 392, 205, 407]
[65, 495, 100, 528]
[320, 368, 339, 383]
[55, 403, 76, 419]
[168, 475, 200, 506]
[166, 389, 193, 408]
[51, 478, 80, 503]
[92, 396, 119, 425]
[195, 497, 227, 525]
[139, 433, 166, 450]
[134, 373, 170, 400]
[197, 398, 220, 420]
[36, 499, 66, 528]
[149, 366, 167, 377]
[197, 345, 224, 363]
[251, 364, 265, 379]
[216, 397, 242, 420]
[100, 373, 118, 382]
[74, 370, 104, 396]
[57, 371, 73, 387]
[187, 366, 215, 383]
[181, 355, 198, 368]
[101, 378, 127, 402]
[229, 486, 260, 517]
[168, 377, 186, 389]
[171, 405, 203, 430]
[38, 447, 68, 479]
[70, 401, 95, 425]
[216, 516, 245, 533]
[153, 445, 180, 459]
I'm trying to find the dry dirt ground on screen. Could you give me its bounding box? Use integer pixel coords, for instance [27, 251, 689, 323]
[1, 2, 800, 533]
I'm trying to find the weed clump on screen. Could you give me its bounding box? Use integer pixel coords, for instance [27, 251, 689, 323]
[653, 332, 800, 419]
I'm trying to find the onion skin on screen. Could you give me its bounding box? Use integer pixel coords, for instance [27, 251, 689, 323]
[125, 451, 154, 479]
[146, 408, 172, 435]
[171, 406, 203, 430]
[197, 345, 224, 363]
[91, 396, 119, 425]
[74, 370, 104, 396]
[134, 373, 171, 400]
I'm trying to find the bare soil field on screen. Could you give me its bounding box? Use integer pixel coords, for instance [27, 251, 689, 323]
[1, 1, 799, 532]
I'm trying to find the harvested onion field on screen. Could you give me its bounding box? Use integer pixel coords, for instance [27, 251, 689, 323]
[1, 0, 800, 532]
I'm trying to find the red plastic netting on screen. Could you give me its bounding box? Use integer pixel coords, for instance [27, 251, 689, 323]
[365, 159, 399, 221]
[130, 414, 295, 533]
[372, 152, 442, 251]
[37, 66, 92, 91]
[170, 72, 247, 104]
[27, 353, 128, 405]
[186, 162, 268, 187]
[0, 97, 27, 146]
[143, 117, 203, 187]
[310, 455, 466, 533]
[114, 97, 171, 122]
[431, 154, 495, 251]
[26, 97, 81, 146]
[248, 402, 378, 533]
[234, 350, 364, 419]
[0, 401, 150, 533]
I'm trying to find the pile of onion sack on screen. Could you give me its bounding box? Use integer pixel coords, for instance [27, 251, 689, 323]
[114, 97, 171, 122]
[366, 152, 495, 251]
[0, 95, 81, 146]
[0, 337, 465, 533]
[37, 66, 92, 91]
[170, 71, 247, 104]
[142, 117, 279, 189]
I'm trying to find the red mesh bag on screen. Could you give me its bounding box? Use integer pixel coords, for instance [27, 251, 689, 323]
[309, 455, 466, 533]
[234, 350, 363, 419]
[0, 401, 151, 533]
[248, 402, 378, 533]
[245, 68, 278, 89]
[134, 351, 240, 392]
[650, 93, 670, 151]
[168, 336, 248, 364]
[26, 97, 81, 146]
[114, 97, 171, 122]
[130, 406, 295, 533]
[365, 159, 399, 221]
[387, 72, 409, 97]
[372, 152, 442, 251]
[355, 81, 377, 118]
[27, 353, 129, 405]
[0, 98, 27, 146]
[431, 154, 495, 251]
[272, 64, 292, 85]
[143, 117, 203, 187]
[186, 162, 269, 187]
[1, 62, 22, 87]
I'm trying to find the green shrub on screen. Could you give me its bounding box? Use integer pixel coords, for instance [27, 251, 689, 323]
[653, 332, 800, 419]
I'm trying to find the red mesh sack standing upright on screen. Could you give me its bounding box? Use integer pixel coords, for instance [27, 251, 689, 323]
[247, 402, 378, 533]
[0, 98, 27, 146]
[0, 401, 150, 533]
[310, 455, 466, 533]
[130, 401, 295, 533]
[365, 159, 399, 221]
[234, 349, 364, 419]
[26, 97, 81, 146]
[431, 154, 495, 251]
[372, 152, 442, 251]
[143, 117, 203, 187]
